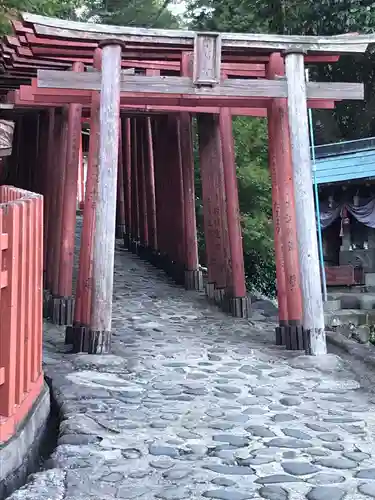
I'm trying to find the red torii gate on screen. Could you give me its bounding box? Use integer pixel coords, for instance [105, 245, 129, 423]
[0, 13, 369, 356]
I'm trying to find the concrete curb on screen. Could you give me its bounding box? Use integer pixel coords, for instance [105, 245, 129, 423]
[326, 329, 375, 370]
[0, 383, 50, 500]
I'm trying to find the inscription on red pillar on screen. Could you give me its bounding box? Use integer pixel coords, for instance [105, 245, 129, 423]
[268, 52, 302, 324]
[198, 114, 227, 289]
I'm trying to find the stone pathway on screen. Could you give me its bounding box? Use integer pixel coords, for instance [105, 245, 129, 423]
[8, 239, 375, 500]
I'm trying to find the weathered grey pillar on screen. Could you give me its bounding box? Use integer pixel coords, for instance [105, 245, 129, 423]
[90, 40, 123, 354]
[284, 50, 326, 356]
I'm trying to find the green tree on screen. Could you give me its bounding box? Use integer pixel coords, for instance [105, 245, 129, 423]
[187, 0, 375, 142]
[186, 0, 268, 32]
[82, 0, 179, 28]
[0, 0, 84, 34]
[233, 117, 275, 296]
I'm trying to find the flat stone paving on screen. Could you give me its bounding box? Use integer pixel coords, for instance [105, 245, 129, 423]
[8, 240, 375, 500]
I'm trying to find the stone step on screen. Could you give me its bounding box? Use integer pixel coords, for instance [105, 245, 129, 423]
[366, 273, 375, 287]
[327, 294, 360, 309]
[325, 308, 375, 328]
[324, 299, 341, 312]
[359, 295, 375, 310]
[327, 285, 364, 294]
[327, 292, 375, 310]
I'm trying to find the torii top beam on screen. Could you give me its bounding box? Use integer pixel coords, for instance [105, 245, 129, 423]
[0, 13, 370, 108]
[21, 13, 370, 55]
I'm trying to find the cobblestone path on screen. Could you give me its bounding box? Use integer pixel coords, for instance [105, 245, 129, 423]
[9, 239, 375, 500]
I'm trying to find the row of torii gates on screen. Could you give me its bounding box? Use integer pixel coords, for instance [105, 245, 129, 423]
[0, 14, 372, 356]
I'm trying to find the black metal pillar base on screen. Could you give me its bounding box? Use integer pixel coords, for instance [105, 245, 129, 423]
[147, 249, 159, 267]
[214, 287, 226, 305]
[285, 321, 305, 351]
[171, 262, 185, 286]
[123, 233, 131, 249]
[277, 320, 304, 350]
[275, 322, 287, 346]
[43, 289, 52, 319]
[155, 253, 163, 268]
[163, 258, 173, 276]
[49, 295, 74, 326]
[88, 330, 112, 354]
[205, 282, 216, 301]
[136, 243, 148, 259]
[65, 323, 75, 345]
[184, 270, 204, 291]
[160, 254, 170, 272]
[115, 224, 125, 240]
[130, 239, 139, 254]
[148, 249, 159, 266]
[65, 322, 87, 347]
[228, 296, 251, 318]
[138, 245, 148, 260]
[152, 251, 162, 269]
[66, 325, 111, 353]
[71, 324, 90, 352]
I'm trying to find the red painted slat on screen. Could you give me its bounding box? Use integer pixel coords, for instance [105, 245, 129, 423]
[35, 197, 43, 379]
[0, 203, 20, 418]
[15, 202, 26, 404]
[31, 197, 41, 382]
[24, 199, 33, 393]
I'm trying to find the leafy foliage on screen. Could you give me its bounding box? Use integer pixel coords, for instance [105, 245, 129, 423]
[0, 0, 179, 35]
[0, 0, 83, 34]
[80, 0, 179, 28]
[188, 0, 375, 142]
[234, 117, 275, 295]
[186, 0, 268, 32]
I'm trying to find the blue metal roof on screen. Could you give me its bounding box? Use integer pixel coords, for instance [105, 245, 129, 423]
[312, 137, 375, 185]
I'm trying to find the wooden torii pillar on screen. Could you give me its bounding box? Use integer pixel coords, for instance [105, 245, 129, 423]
[219, 108, 249, 317]
[285, 50, 326, 355]
[145, 116, 158, 257]
[116, 117, 126, 240]
[267, 53, 303, 349]
[122, 117, 132, 249]
[136, 117, 149, 257]
[197, 113, 230, 304]
[180, 52, 203, 291]
[51, 61, 84, 326]
[66, 42, 123, 353]
[66, 48, 101, 349]
[89, 40, 123, 353]
[152, 116, 169, 268]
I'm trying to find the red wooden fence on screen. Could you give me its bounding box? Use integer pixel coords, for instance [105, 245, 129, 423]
[0, 185, 43, 443]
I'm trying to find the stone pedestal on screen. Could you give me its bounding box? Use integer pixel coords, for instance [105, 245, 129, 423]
[185, 270, 203, 291]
